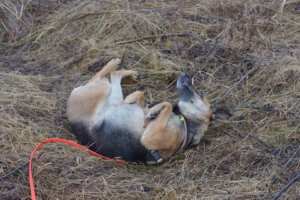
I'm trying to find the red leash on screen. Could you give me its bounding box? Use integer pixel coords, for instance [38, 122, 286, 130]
[29, 138, 127, 200]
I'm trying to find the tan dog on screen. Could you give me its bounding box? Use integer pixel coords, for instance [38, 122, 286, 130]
[67, 58, 231, 164]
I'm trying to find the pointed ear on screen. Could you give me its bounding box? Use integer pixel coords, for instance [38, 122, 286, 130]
[211, 106, 232, 120]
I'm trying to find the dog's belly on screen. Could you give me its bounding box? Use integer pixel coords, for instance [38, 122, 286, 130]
[89, 104, 150, 162]
[101, 104, 145, 135]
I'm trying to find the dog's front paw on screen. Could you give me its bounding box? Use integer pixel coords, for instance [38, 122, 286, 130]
[144, 110, 161, 128]
[145, 110, 161, 122]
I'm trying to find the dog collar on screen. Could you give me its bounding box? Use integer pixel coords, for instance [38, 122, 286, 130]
[176, 114, 189, 154]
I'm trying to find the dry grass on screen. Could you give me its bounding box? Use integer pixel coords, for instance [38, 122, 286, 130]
[0, 0, 299, 199]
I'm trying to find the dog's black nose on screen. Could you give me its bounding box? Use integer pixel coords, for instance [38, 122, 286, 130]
[178, 75, 191, 87]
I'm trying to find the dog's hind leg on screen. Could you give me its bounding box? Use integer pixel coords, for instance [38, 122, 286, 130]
[107, 70, 138, 105]
[67, 59, 121, 122]
[124, 91, 145, 107]
[88, 58, 121, 83]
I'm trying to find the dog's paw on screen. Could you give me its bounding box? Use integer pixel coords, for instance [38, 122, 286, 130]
[145, 110, 161, 122]
[126, 70, 138, 80]
[107, 58, 121, 71]
[112, 70, 138, 80]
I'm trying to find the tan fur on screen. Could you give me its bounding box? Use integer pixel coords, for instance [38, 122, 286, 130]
[67, 58, 121, 122]
[67, 81, 110, 122]
[124, 91, 145, 107]
[141, 102, 183, 159]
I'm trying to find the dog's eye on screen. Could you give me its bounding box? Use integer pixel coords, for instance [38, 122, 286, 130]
[190, 100, 194, 103]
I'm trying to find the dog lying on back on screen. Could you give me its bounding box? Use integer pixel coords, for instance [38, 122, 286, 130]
[67, 58, 231, 164]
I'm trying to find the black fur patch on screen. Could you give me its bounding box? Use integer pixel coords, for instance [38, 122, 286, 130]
[70, 121, 154, 163]
[172, 104, 181, 115]
[184, 118, 202, 148]
[70, 122, 96, 149]
[147, 101, 161, 108]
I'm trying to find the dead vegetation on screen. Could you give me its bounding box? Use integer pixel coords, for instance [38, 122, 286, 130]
[0, 0, 299, 199]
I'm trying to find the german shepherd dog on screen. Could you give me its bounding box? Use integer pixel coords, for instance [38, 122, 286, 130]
[67, 58, 231, 164]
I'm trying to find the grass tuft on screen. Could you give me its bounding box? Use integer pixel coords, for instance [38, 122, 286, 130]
[0, 0, 299, 199]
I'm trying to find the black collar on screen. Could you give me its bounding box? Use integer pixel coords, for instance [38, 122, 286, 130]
[172, 104, 193, 151]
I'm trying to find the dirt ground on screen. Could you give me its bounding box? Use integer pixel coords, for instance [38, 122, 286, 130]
[0, 0, 299, 199]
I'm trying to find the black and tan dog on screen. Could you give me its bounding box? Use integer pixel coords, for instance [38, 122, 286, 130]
[67, 58, 231, 164]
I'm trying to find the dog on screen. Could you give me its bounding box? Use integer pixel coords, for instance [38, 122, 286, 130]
[67, 58, 231, 164]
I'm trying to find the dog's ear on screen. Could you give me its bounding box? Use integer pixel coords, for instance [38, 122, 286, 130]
[211, 106, 232, 120]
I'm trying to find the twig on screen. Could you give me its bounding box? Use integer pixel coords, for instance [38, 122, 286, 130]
[282, 145, 300, 170]
[272, 145, 300, 184]
[248, 133, 273, 150]
[72, 11, 116, 21]
[0, 188, 19, 199]
[228, 124, 273, 150]
[61, 9, 123, 26]
[113, 33, 189, 45]
[271, 172, 300, 200]
[70, 9, 147, 23]
[215, 64, 258, 103]
[278, 0, 286, 13]
[0, 162, 29, 180]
